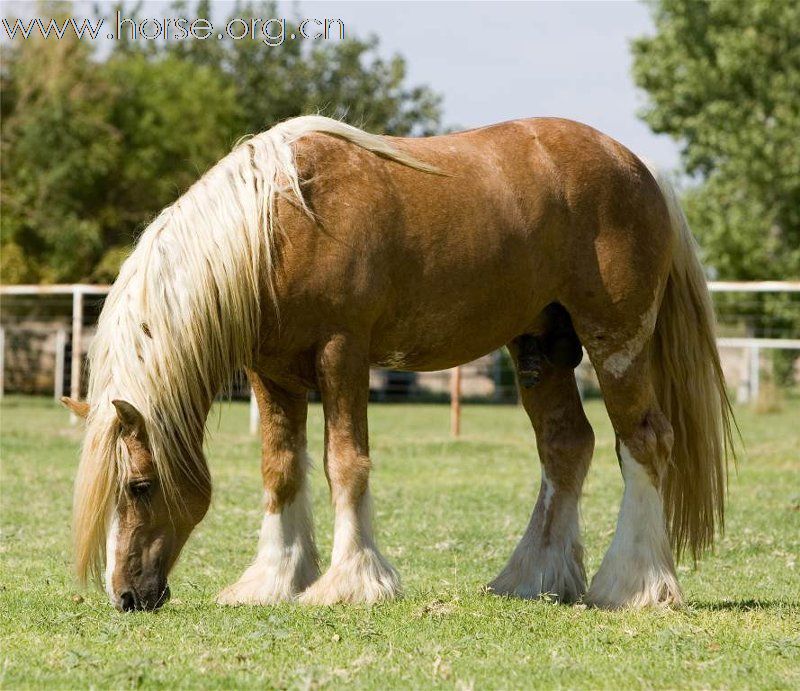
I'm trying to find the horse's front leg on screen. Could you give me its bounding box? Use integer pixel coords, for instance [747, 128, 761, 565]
[217, 372, 319, 605]
[299, 335, 401, 605]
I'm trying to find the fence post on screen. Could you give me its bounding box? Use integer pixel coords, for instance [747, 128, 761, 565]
[249, 387, 259, 436]
[736, 346, 749, 404]
[70, 287, 84, 424]
[54, 328, 66, 401]
[748, 343, 760, 403]
[0, 326, 5, 400]
[450, 366, 461, 438]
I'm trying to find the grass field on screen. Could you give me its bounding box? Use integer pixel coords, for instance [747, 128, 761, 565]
[1, 395, 799, 689]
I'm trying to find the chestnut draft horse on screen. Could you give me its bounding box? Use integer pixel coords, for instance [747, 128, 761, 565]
[63, 116, 734, 611]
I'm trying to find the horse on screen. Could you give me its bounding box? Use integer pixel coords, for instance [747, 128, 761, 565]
[62, 115, 734, 611]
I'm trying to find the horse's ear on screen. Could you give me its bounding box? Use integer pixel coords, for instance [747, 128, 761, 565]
[112, 400, 146, 436]
[60, 397, 90, 419]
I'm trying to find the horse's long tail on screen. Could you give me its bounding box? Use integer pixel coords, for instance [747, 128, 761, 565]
[646, 166, 736, 561]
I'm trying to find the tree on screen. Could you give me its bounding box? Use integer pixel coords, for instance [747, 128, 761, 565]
[166, 1, 442, 136]
[632, 0, 800, 383]
[0, 0, 443, 283]
[99, 54, 240, 267]
[0, 35, 239, 282]
[632, 0, 800, 281]
[1, 18, 118, 282]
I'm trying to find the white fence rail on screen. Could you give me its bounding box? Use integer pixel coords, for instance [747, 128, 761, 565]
[707, 281, 800, 405]
[1, 282, 798, 434]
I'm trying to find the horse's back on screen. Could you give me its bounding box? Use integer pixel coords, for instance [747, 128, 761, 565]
[295, 116, 669, 254]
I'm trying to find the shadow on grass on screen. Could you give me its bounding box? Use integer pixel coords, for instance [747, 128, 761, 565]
[691, 599, 798, 612]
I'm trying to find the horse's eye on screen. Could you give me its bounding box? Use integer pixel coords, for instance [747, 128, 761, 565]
[128, 480, 152, 499]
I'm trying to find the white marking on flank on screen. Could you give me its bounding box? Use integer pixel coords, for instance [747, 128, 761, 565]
[377, 351, 408, 369]
[603, 293, 660, 377]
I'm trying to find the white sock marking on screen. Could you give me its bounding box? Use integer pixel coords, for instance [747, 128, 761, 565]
[331, 488, 376, 565]
[489, 469, 585, 601]
[217, 483, 318, 605]
[587, 442, 681, 607]
[256, 485, 315, 569]
[298, 487, 400, 604]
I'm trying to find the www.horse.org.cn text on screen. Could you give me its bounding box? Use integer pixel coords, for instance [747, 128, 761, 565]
[1, 12, 346, 46]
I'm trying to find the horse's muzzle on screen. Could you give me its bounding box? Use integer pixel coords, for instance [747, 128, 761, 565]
[118, 583, 170, 612]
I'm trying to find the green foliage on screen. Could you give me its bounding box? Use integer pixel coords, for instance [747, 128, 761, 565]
[633, 0, 800, 384]
[164, 1, 442, 136]
[101, 53, 240, 248]
[632, 0, 800, 281]
[0, 1, 442, 283]
[1, 22, 118, 282]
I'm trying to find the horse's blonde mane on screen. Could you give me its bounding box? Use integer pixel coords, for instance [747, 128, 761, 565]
[73, 116, 437, 584]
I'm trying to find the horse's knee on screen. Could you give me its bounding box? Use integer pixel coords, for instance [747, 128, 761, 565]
[541, 423, 595, 462]
[326, 451, 371, 504]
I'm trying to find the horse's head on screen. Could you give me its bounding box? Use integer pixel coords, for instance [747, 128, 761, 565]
[64, 396, 211, 611]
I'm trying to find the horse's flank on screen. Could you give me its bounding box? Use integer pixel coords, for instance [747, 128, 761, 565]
[73, 116, 437, 584]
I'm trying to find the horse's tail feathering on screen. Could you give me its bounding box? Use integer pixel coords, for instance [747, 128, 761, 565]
[646, 165, 736, 561]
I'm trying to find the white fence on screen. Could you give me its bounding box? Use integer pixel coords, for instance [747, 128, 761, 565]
[1, 282, 798, 434]
[0, 284, 109, 423]
[708, 281, 800, 404]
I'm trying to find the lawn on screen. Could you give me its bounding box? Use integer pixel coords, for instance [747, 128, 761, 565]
[1, 394, 798, 689]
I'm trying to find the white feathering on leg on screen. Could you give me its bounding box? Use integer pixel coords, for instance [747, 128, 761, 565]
[217, 483, 319, 605]
[299, 488, 400, 605]
[488, 470, 586, 602]
[586, 443, 682, 609]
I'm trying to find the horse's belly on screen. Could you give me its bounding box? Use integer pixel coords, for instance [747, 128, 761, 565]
[371, 333, 516, 372]
[370, 272, 549, 371]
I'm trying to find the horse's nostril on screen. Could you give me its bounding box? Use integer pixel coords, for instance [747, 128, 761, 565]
[120, 591, 137, 611]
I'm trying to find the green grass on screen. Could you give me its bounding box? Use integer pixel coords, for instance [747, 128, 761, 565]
[1, 395, 799, 689]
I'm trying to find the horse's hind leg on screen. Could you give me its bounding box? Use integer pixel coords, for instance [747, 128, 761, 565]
[574, 313, 682, 609]
[488, 338, 594, 602]
[217, 372, 319, 605]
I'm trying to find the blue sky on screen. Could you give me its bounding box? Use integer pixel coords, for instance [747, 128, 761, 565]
[3, 0, 682, 169]
[305, 1, 681, 169]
